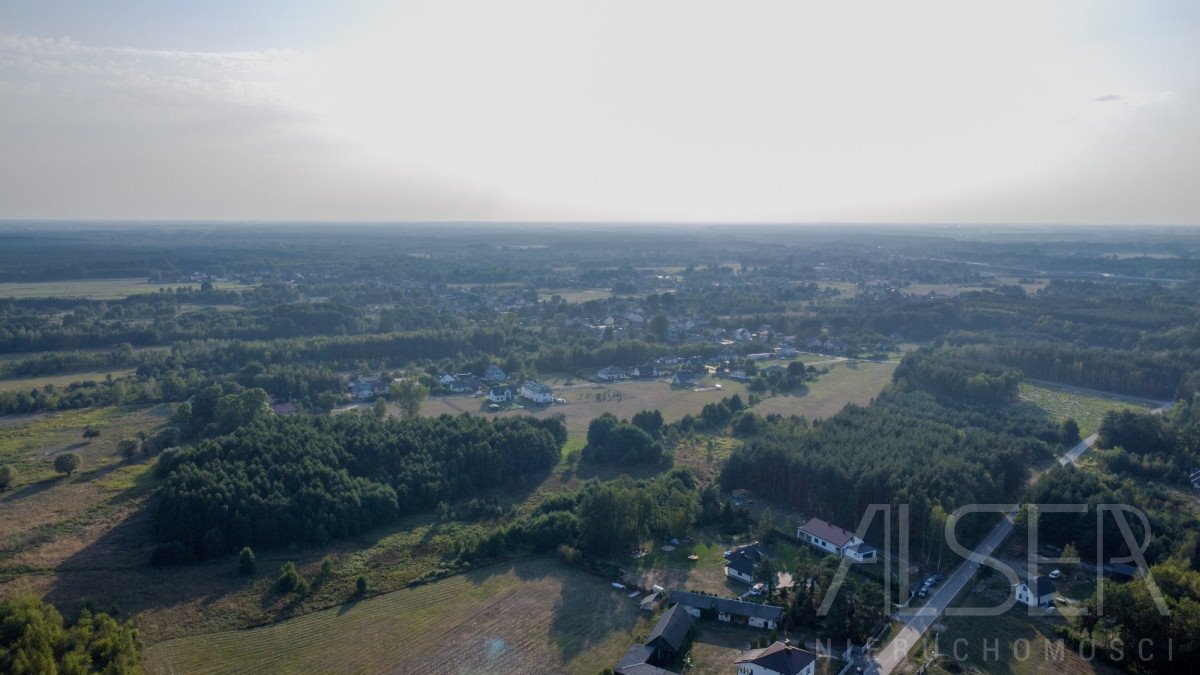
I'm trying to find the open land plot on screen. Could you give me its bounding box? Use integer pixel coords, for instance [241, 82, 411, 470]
[144, 556, 648, 675]
[538, 288, 614, 303]
[0, 277, 252, 300]
[418, 378, 752, 454]
[0, 369, 137, 393]
[1019, 382, 1158, 437]
[752, 360, 897, 421]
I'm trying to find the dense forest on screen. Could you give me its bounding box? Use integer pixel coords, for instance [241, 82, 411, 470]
[153, 408, 565, 560]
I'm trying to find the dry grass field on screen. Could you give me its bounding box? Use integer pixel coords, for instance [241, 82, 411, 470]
[1019, 382, 1158, 437]
[0, 369, 138, 393]
[751, 360, 896, 421]
[144, 557, 648, 675]
[418, 360, 895, 454]
[418, 378, 753, 454]
[0, 277, 251, 300]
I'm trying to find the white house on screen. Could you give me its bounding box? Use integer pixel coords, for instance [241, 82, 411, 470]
[597, 366, 628, 381]
[724, 542, 766, 584]
[632, 363, 658, 378]
[520, 381, 554, 404]
[736, 640, 817, 675]
[797, 517, 877, 561]
[1015, 575, 1055, 607]
[483, 365, 509, 382]
[487, 386, 515, 404]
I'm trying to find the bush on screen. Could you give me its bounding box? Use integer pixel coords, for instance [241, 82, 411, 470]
[53, 452, 80, 477]
[0, 465, 15, 491]
[276, 561, 308, 594]
[356, 575, 368, 595]
[117, 437, 140, 460]
[238, 546, 257, 575]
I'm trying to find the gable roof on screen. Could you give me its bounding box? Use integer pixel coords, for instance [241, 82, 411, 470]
[799, 517, 857, 548]
[646, 604, 694, 653]
[614, 644, 671, 675]
[737, 641, 817, 675]
[1025, 575, 1055, 597]
[668, 590, 783, 622]
[521, 381, 553, 395]
[725, 553, 757, 576]
[725, 542, 765, 563]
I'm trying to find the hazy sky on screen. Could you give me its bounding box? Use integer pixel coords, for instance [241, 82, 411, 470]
[2, 1, 1198, 224]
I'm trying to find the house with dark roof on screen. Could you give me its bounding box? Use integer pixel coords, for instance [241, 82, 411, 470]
[668, 590, 783, 630]
[724, 542, 767, 584]
[797, 517, 877, 561]
[614, 644, 669, 675]
[672, 369, 702, 386]
[446, 375, 481, 394]
[597, 366, 628, 381]
[613, 605, 694, 675]
[1015, 575, 1056, 607]
[487, 386, 516, 403]
[645, 604, 694, 663]
[735, 640, 817, 675]
[483, 364, 509, 382]
[519, 380, 554, 404]
[633, 363, 659, 378]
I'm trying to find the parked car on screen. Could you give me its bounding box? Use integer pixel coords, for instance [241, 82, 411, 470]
[750, 583, 765, 596]
[1049, 569, 1063, 580]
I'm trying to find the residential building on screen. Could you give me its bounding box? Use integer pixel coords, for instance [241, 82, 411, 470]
[667, 590, 782, 630]
[735, 640, 817, 675]
[1015, 575, 1055, 607]
[797, 517, 877, 561]
[483, 365, 509, 381]
[520, 380, 554, 404]
[487, 386, 516, 404]
[598, 366, 628, 381]
[633, 363, 659, 378]
[672, 369, 702, 386]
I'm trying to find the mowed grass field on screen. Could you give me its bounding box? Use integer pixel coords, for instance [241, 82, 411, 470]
[144, 557, 647, 675]
[1019, 382, 1158, 437]
[0, 277, 251, 300]
[418, 360, 896, 454]
[0, 369, 137, 393]
[752, 360, 897, 420]
[418, 378, 752, 454]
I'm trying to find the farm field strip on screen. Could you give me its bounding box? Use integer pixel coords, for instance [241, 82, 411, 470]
[0, 277, 251, 300]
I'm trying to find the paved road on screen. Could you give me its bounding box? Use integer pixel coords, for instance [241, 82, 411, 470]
[871, 400, 1174, 673]
[870, 506, 1016, 674]
[1059, 433, 1099, 466]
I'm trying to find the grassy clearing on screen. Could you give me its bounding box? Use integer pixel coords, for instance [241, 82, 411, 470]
[1019, 383, 1157, 437]
[418, 378, 752, 455]
[0, 405, 169, 481]
[144, 557, 646, 675]
[0, 369, 137, 393]
[538, 288, 613, 303]
[752, 360, 897, 421]
[0, 277, 251, 300]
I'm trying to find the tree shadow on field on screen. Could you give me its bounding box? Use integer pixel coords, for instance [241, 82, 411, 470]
[1, 476, 60, 503]
[547, 558, 642, 663]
